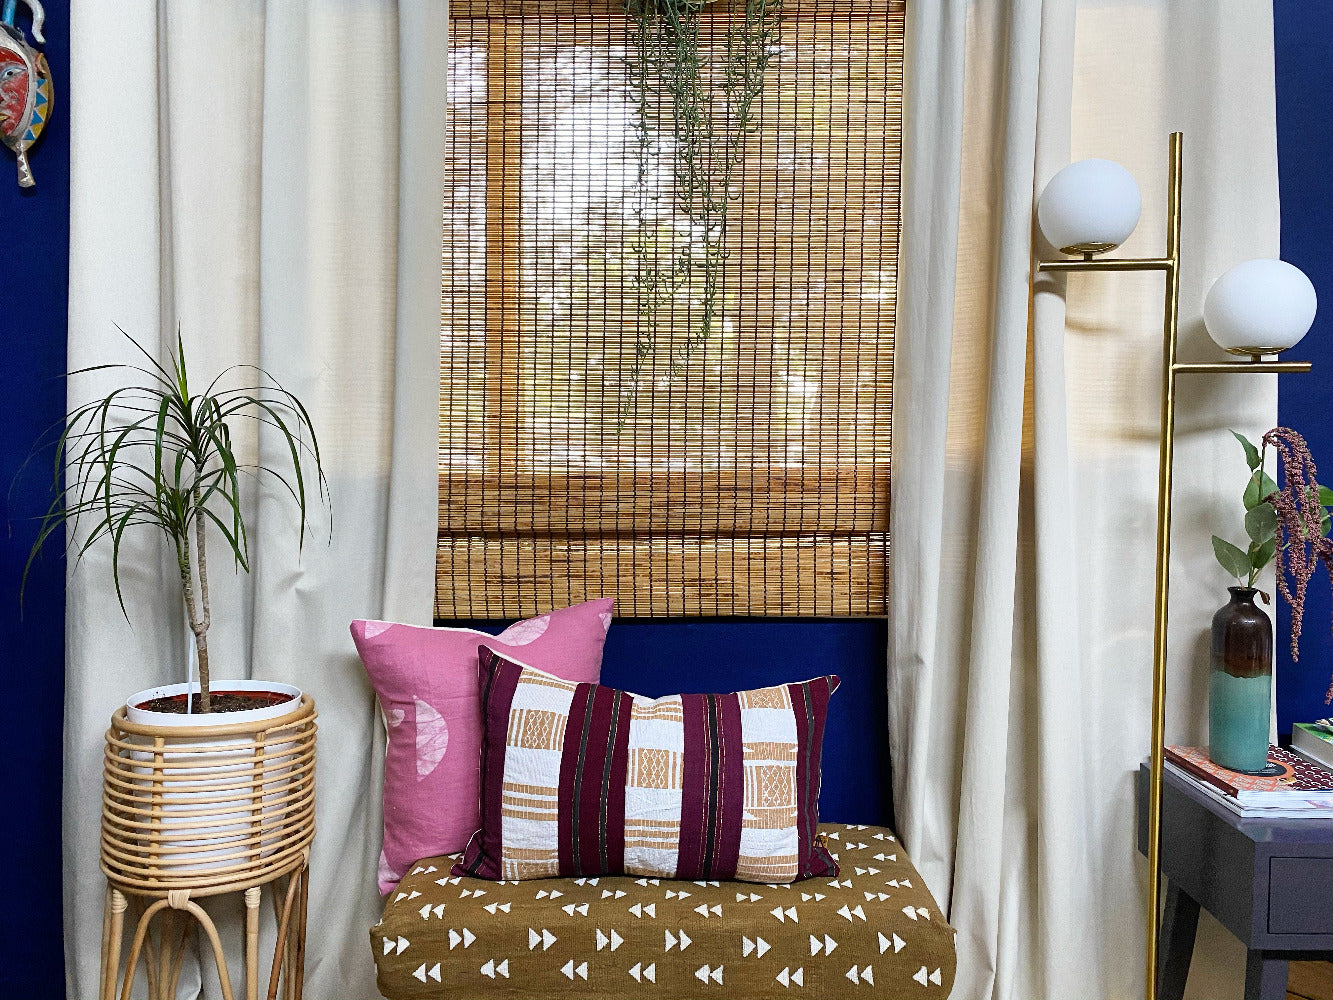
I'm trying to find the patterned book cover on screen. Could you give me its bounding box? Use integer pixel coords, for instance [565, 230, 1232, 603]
[1164, 745, 1333, 803]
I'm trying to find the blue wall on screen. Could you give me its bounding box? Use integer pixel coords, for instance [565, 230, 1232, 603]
[0, 1, 68, 995]
[1275, 1, 1333, 736]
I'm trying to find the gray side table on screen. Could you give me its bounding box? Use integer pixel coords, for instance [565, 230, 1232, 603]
[1136, 762, 1333, 1000]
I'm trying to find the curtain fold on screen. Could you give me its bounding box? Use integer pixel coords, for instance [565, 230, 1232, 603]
[890, 2, 1279, 998]
[64, 2, 446, 996]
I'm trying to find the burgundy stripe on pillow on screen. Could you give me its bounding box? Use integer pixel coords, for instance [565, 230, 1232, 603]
[456, 647, 840, 883]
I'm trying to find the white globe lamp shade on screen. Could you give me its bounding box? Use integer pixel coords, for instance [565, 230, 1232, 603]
[1204, 259, 1317, 358]
[1037, 159, 1142, 255]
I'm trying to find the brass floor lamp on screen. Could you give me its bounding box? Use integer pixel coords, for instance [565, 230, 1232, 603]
[1036, 132, 1315, 1000]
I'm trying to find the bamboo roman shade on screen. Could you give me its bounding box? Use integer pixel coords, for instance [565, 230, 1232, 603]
[438, 0, 902, 618]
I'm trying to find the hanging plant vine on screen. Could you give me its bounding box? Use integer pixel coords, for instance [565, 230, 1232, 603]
[621, 0, 782, 419]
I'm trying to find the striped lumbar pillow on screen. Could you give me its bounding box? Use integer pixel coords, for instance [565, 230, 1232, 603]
[454, 646, 840, 883]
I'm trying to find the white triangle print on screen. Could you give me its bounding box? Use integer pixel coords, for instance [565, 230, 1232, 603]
[480, 960, 496, 979]
[413, 963, 427, 982]
[894, 933, 905, 953]
[743, 936, 755, 957]
[903, 905, 919, 920]
[543, 929, 557, 950]
[397, 936, 409, 953]
[643, 963, 656, 983]
[916, 907, 930, 919]
[413, 699, 450, 778]
[862, 965, 874, 985]
[629, 963, 642, 982]
[679, 931, 692, 950]
[576, 962, 589, 980]
[878, 932, 889, 954]
[497, 960, 510, 979]
[597, 929, 609, 950]
[449, 929, 461, 950]
[929, 968, 942, 985]
[846, 965, 860, 984]
[433, 904, 445, 918]
[695, 965, 710, 984]
[665, 930, 677, 951]
[463, 928, 476, 947]
[756, 937, 770, 957]
[913, 966, 929, 986]
[429, 962, 442, 982]
[792, 968, 804, 986]
[770, 906, 786, 922]
[824, 935, 838, 955]
[810, 934, 822, 956]
[531, 928, 542, 950]
[419, 904, 432, 919]
[562, 960, 576, 980]
[852, 905, 866, 921]
[711, 966, 724, 984]
[777, 967, 791, 987]
[611, 929, 623, 951]
[837, 905, 853, 922]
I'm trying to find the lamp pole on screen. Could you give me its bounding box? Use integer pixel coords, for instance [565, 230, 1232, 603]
[1037, 132, 1311, 1000]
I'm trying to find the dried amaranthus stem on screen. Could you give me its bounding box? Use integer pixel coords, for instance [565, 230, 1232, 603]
[1262, 427, 1333, 700]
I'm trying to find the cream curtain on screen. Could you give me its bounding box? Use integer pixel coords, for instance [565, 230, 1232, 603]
[890, 2, 1279, 999]
[64, 2, 446, 997]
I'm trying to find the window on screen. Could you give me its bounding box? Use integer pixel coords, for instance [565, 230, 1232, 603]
[438, 1, 902, 618]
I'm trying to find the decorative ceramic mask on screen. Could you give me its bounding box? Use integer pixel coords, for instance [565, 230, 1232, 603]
[0, 0, 50, 188]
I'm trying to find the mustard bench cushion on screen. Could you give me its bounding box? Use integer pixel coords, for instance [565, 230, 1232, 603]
[371, 822, 956, 999]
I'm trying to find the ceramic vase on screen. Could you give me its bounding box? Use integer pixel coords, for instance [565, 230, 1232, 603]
[1208, 587, 1273, 774]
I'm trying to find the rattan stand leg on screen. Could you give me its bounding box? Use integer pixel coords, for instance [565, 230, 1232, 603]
[102, 889, 126, 1000]
[100, 875, 312, 1000]
[246, 886, 261, 1000]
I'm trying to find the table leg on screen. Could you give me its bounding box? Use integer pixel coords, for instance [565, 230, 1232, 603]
[1157, 881, 1199, 1000]
[1244, 952, 1289, 1000]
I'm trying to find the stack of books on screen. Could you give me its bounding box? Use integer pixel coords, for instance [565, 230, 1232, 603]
[1292, 720, 1333, 770]
[1164, 744, 1333, 819]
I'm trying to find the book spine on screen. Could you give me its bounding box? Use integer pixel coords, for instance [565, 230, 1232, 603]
[1163, 750, 1240, 799]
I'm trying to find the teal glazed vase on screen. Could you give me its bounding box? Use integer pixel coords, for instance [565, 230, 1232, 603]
[1208, 587, 1274, 774]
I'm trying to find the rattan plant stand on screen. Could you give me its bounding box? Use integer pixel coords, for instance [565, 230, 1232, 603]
[99, 694, 317, 1000]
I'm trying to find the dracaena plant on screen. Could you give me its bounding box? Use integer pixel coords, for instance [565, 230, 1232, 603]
[24, 330, 328, 712]
[1214, 427, 1333, 699]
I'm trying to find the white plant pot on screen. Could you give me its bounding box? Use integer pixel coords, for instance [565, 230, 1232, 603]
[123, 680, 304, 874]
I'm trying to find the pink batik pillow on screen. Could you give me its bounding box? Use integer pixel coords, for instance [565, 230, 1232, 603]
[351, 599, 612, 893]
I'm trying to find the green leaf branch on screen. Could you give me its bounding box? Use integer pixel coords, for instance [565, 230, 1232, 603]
[1213, 430, 1331, 594]
[21, 329, 329, 711]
